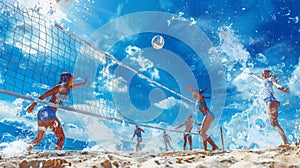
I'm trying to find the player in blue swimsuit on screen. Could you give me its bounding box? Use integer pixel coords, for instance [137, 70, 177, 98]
[188, 86, 219, 151]
[131, 125, 145, 151]
[26, 72, 88, 151]
[250, 70, 290, 145]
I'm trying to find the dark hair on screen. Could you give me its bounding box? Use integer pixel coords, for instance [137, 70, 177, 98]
[198, 89, 205, 94]
[198, 87, 210, 98]
[59, 72, 73, 84]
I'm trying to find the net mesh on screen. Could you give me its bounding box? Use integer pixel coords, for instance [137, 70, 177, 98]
[0, 1, 196, 133]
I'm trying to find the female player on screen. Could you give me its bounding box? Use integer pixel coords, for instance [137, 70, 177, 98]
[163, 130, 174, 151]
[187, 86, 219, 151]
[249, 70, 290, 145]
[26, 72, 88, 151]
[131, 125, 145, 151]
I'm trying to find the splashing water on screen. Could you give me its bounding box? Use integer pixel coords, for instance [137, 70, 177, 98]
[216, 25, 250, 69]
[0, 140, 29, 158]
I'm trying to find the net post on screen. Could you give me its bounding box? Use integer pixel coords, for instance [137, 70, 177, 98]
[220, 126, 225, 151]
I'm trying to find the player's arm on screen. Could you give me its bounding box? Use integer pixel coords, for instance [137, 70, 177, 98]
[26, 86, 59, 113]
[249, 72, 264, 83]
[175, 121, 186, 129]
[187, 86, 198, 94]
[131, 130, 136, 140]
[70, 77, 88, 90]
[195, 121, 202, 126]
[272, 81, 290, 93]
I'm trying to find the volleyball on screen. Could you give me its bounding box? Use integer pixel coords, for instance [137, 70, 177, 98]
[151, 35, 165, 49]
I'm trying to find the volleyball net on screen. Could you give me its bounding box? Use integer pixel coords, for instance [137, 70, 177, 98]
[0, 1, 200, 134]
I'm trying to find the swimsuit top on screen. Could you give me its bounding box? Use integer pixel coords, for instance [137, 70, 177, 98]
[136, 129, 142, 137]
[55, 93, 69, 103]
[55, 86, 69, 104]
[198, 101, 206, 108]
[260, 79, 274, 99]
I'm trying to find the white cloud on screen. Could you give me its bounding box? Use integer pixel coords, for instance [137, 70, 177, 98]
[0, 100, 25, 119]
[232, 68, 259, 100]
[151, 68, 160, 80]
[104, 76, 128, 93]
[97, 62, 128, 93]
[125, 45, 154, 71]
[125, 45, 142, 57]
[130, 55, 154, 71]
[154, 96, 189, 110]
[154, 96, 176, 109]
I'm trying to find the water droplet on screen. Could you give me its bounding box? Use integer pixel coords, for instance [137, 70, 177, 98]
[256, 53, 267, 64]
[255, 118, 266, 130]
[289, 74, 297, 84]
[151, 35, 165, 50]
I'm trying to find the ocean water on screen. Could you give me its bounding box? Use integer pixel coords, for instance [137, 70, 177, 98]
[0, 0, 300, 157]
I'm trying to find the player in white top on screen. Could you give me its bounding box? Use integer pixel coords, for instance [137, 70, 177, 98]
[250, 70, 290, 145]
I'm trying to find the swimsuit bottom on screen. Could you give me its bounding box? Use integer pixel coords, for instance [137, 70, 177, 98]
[184, 132, 192, 138]
[263, 95, 280, 105]
[205, 111, 215, 118]
[37, 106, 57, 121]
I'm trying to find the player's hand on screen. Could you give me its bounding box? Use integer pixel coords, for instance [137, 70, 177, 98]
[282, 88, 290, 93]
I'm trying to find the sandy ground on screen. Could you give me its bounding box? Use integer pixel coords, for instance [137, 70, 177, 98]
[0, 145, 299, 168]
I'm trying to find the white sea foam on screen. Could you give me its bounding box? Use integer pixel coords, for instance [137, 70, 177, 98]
[0, 140, 29, 158]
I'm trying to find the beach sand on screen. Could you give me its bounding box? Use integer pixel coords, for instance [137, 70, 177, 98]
[0, 145, 299, 168]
